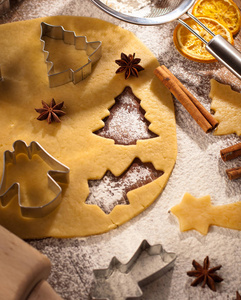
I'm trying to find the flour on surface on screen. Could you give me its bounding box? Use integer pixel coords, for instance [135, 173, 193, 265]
[87, 159, 163, 214]
[6, 0, 241, 299]
[95, 86, 158, 145]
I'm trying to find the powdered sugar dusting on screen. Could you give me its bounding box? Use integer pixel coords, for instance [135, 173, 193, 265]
[4, 1, 241, 300]
[97, 104, 153, 144]
[87, 171, 127, 213]
[86, 159, 163, 214]
[95, 86, 158, 145]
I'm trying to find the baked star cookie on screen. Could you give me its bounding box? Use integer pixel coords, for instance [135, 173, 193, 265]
[0, 16, 177, 238]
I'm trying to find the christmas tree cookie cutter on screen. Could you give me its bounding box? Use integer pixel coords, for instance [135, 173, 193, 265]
[90, 240, 176, 300]
[40, 22, 102, 88]
[0, 140, 70, 218]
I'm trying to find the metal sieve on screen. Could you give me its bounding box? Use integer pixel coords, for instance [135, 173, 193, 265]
[90, 0, 241, 81]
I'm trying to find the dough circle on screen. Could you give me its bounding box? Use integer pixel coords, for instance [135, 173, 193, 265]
[0, 16, 177, 238]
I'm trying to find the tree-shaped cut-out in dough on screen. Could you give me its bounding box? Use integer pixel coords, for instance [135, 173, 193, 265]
[86, 158, 163, 214]
[94, 86, 158, 145]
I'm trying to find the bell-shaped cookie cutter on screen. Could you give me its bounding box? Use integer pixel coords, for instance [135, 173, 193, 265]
[0, 140, 70, 218]
[40, 22, 102, 88]
[90, 240, 176, 300]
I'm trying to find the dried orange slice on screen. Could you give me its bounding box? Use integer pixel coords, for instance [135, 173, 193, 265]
[173, 17, 233, 62]
[192, 0, 241, 35]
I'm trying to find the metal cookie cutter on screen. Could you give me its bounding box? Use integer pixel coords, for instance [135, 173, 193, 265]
[90, 240, 176, 300]
[0, 140, 70, 218]
[40, 22, 102, 88]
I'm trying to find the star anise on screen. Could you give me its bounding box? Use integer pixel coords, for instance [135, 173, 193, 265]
[35, 98, 66, 124]
[115, 52, 144, 79]
[187, 256, 223, 292]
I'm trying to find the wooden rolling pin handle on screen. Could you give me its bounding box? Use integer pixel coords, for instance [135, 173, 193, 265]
[27, 280, 63, 300]
[0, 225, 51, 300]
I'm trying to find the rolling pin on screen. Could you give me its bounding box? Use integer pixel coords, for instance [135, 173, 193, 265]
[0, 225, 62, 300]
[28, 280, 63, 300]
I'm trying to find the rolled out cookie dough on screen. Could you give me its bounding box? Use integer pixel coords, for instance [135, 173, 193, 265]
[0, 16, 177, 238]
[210, 79, 241, 136]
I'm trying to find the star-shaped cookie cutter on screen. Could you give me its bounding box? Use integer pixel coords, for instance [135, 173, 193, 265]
[0, 140, 70, 218]
[90, 240, 176, 300]
[40, 22, 102, 88]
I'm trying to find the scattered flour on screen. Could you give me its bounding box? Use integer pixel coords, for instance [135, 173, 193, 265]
[102, 0, 152, 14]
[95, 86, 157, 145]
[87, 162, 163, 214]
[4, 1, 241, 300]
[101, 0, 182, 17]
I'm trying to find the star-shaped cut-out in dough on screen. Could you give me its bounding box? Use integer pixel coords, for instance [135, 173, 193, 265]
[86, 158, 163, 214]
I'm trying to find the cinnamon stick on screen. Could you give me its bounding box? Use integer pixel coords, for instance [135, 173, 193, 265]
[161, 65, 218, 128]
[226, 167, 241, 180]
[220, 142, 241, 161]
[154, 65, 218, 133]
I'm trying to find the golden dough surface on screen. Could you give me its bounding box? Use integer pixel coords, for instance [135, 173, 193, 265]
[210, 79, 241, 136]
[171, 193, 241, 235]
[0, 16, 177, 238]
